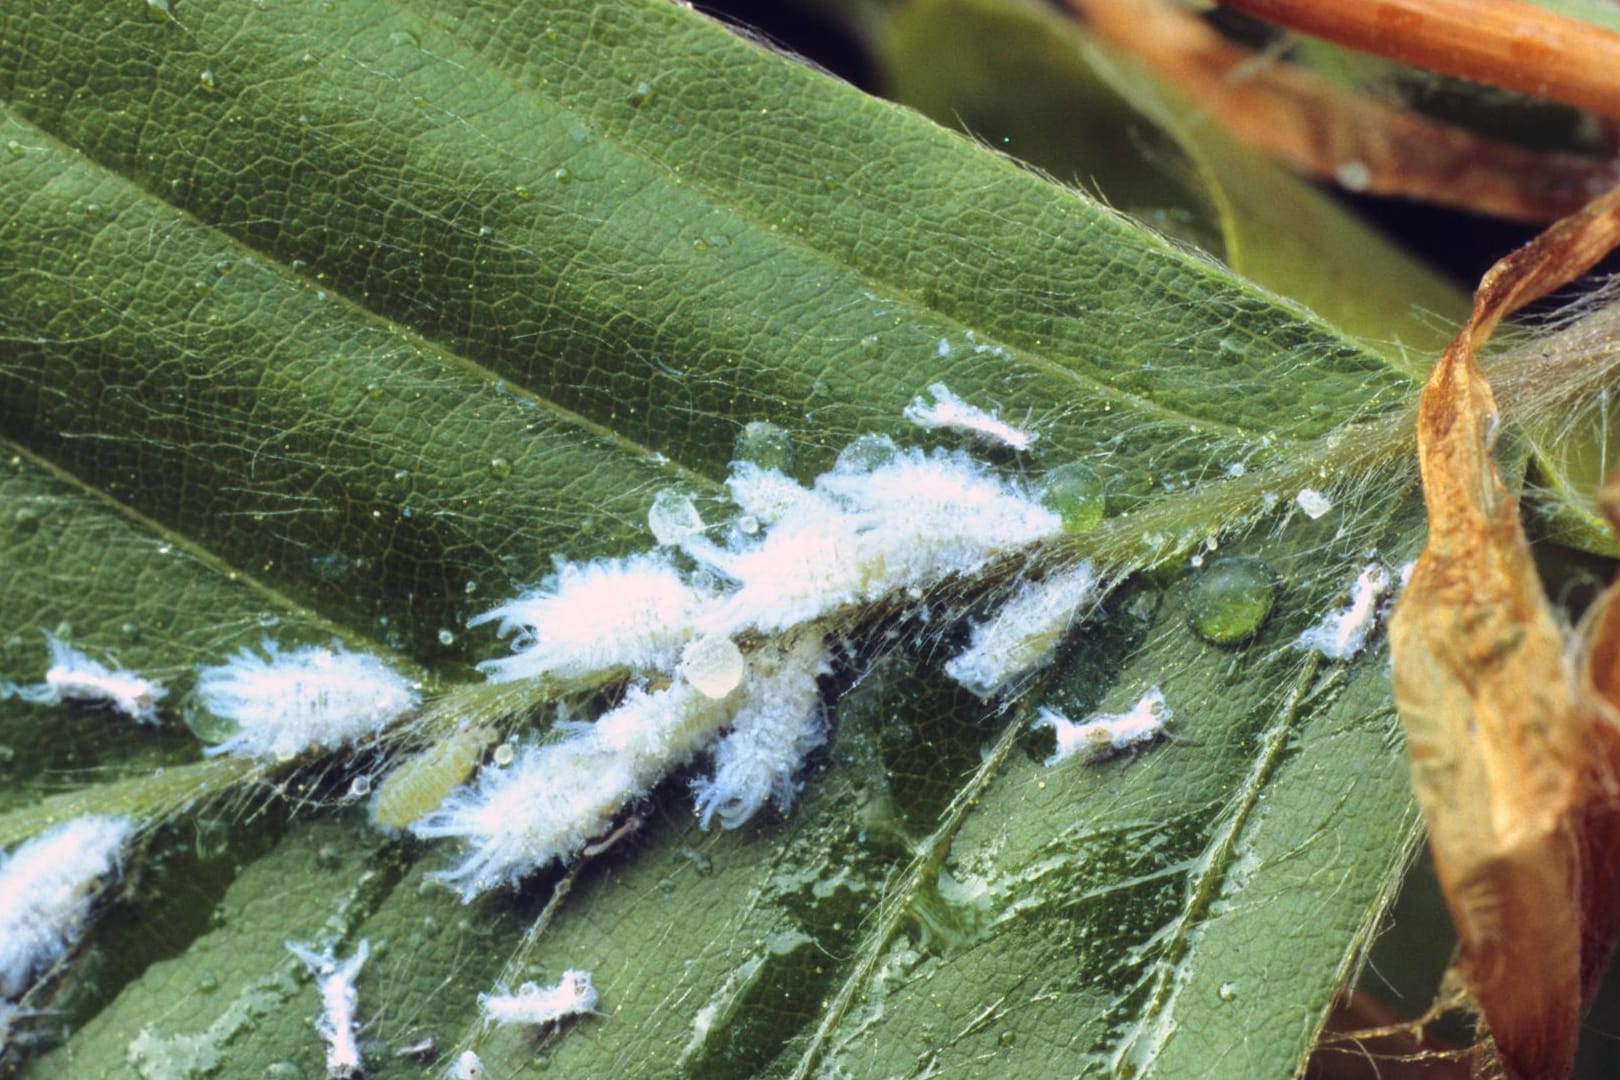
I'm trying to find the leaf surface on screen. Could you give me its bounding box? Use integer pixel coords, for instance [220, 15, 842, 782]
[0, 1, 1522, 1076]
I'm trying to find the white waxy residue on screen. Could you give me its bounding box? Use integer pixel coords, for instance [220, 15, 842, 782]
[1294, 488, 1333, 519]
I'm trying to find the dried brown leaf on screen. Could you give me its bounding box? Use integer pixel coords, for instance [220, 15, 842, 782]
[1066, 0, 1618, 222]
[1390, 183, 1620, 1078]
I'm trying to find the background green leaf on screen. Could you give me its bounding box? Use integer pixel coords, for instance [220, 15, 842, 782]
[2, 1, 1585, 1076]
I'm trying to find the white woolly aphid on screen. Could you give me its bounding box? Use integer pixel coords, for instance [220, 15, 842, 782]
[195, 640, 419, 761]
[692, 635, 831, 830]
[702, 446, 1062, 635]
[0, 815, 132, 1000]
[945, 562, 1101, 700]
[1037, 688, 1170, 765]
[469, 553, 711, 684]
[478, 969, 597, 1027]
[1295, 562, 1391, 661]
[448, 1050, 485, 1080]
[903, 382, 1038, 452]
[414, 679, 736, 901]
[286, 939, 369, 1080]
[10, 632, 166, 724]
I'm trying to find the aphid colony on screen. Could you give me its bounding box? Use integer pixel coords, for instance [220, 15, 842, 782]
[0, 381, 1401, 1070]
[413, 388, 1109, 901]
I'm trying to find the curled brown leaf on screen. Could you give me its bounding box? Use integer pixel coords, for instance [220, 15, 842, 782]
[1390, 183, 1620, 1078]
[1066, 0, 1619, 222]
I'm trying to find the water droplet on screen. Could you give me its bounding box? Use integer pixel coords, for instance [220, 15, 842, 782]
[348, 774, 372, 798]
[145, 0, 175, 22]
[196, 973, 220, 994]
[552, 166, 572, 184]
[264, 1063, 305, 1080]
[835, 434, 898, 473]
[1218, 981, 1238, 1001]
[680, 635, 744, 699]
[488, 456, 512, 479]
[12, 506, 44, 533]
[5, 140, 23, 158]
[492, 742, 515, 767]
[648, 488, 704, 545]
[1334, 160, 1372, 192]
[464, 579, 478, 595]
[1037, 463, 1107, 531]
[736, 514, 759, 535]
[437, 628, 455, 646]
[513, 184, 533, 202]
[1185, 556, 1277, 645]
[196, 68, 217, 93]
[733, 420, 793, 472]
[628, 80, 657, 107]
[388, 29, 420, 47]
[859, 333, 880, 354]
[315, 842, 343, 870]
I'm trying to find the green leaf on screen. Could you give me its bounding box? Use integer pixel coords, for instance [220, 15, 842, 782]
[0, 1, 1553, 1077]
[879, 0, 1468, 363]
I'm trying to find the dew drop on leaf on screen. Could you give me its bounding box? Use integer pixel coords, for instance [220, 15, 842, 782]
[680, 635, 744, 700]
[648, 488, 704, 545]
[733, 420, 794, 472]
[1185, 556, 1277, 645]
[1037, 462, 1107, 532]
[835, 434, 899, 473]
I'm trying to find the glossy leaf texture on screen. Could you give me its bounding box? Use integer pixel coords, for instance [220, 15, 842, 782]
[0, 1, 1537, 1076]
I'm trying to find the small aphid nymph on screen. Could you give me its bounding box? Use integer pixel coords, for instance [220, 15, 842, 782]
[469, 554, 710, 684]
[478, 968, 597, 1028]
[448, 1050, 485, 1080]
[945, 562, 1101, 699]
[1037, 688, 1171, 765]
[0, 815, 132, 1001]
[703, 446, 1061, 635]
[415, 680, 734, 900]
[195, 640, 419, 761]
[903, 382, 1038, 451]
[691, 634, 830, 830]
[11, 631, 166, 724]
[1295, 561, 1391, 661]
[286, 938, 370, 1080]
